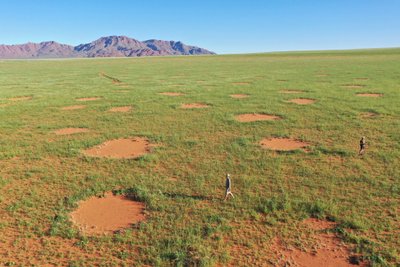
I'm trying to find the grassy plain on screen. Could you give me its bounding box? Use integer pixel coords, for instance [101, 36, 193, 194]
[0, 49, 399, 266]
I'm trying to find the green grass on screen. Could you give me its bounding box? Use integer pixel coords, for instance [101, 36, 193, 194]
[0, 48, 399, 266]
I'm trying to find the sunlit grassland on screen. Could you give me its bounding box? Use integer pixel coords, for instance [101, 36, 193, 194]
[0, 49, 399, 266]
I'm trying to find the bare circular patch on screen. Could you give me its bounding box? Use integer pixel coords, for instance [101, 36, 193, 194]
[54, 128, 89, 135]
[271, 218, 361, 266]
[356, 93, 383, 97]
[341, 84, 365, 89]
[288, 98, 316, 105]
[83, 137, 152, 159]
[235, 113, 281, 122]
[159, 92, 184, 96]
[260, 138, 309, 151]
[181, 103, 209, 109]
[230, 94, 249, 99]
[70, 192, 145, 235]
[109, 106, 132, 112]
[360, 112, 378, 118]
[61, 105, 86, 110]
[280, 90, 304, 94]
[9, 96, 32, 101]
[76, 97, 102, 102]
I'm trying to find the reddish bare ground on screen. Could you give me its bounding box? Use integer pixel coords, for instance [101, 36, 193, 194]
[83, 137, 152, 159]
[54, 128, 89, 135]
[356, 93, 383, 97]
[235, 113, 281, 122]
[271, 218, 366, 267]
[159, 92, 184, 96]
[280, 90, 305, 94]
[181, 103, 209, 109]
[230, 94, 249, 99]
[360, 112, 378, 118]
[108, 106, 132, 112]
[260, 137, 309, 151]
[341, 84, 366, 88]
[70, 192, 145, 235]
[61, 105, 86, 110]
[288, 98, 316, 105]
[9, 96, 32, 101]
[76, 97, 102, 101]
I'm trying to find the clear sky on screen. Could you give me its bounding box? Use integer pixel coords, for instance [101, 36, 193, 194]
[0, 0, 399, 54]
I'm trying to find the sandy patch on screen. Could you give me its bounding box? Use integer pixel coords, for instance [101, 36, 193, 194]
[232, 82, 251, 85]
[354, 77, 369, 81]
[277, 79, 289, 82]
[108, 106, 132, 112]
[280, 90, 305, 94]
[230, 94, 249, 99]
[9, 96, 32, 101]
[54, 128, 89, 135]
[83, 137, 153, 159]
[341, 84, 365, 89]
[356, 93, 383, 97]
[76, 97, 102, 102]
[260, 137, 309, 151]
[288, 98, 316, 105]
[61, 105, 86, 110]
[235, 113, 281, 122]
[159, 92, 184, 96]
[181, 103, 210, 109]
[70, 192, 145, 235]
[360, 112, 378, 118]
[272, 218, 366, 267]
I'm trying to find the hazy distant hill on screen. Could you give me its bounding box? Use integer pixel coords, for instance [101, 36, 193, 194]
[0, 36, 215, 58]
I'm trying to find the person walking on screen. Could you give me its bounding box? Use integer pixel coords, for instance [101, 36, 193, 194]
[224, 173, 234, 200]
[359, 136, 366, 155]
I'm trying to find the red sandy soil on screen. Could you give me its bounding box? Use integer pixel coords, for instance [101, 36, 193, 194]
[181, 103, 210, 109]
[260, 137, 309, 151]
[356, 93, 383, 97]
[341, 84, 366, 88]
[288, 98, 316, 105]
[280, 90, 305, 94]
[360, 112, 378, 118]
[108, 106, 132, 112]
[54, 128, 89, 135]
[76, 97, 102, 101]
[83, 137, 152, 159]
[235, 113, 281, 122]
[61, 105, 86, 110]
[159, 92, 184, 96]
[230, 94, 249, 99]
[70, 192, 145, 235]
[232, 82, 251, 85]
[271, 218, 367, 267]
[9, 96, 32, 101]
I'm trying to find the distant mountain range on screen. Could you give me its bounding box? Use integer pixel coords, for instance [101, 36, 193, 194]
[0, 36, 215, 59]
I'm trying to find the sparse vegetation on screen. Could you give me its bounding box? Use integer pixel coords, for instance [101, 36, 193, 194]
[0, 49, 399, 266]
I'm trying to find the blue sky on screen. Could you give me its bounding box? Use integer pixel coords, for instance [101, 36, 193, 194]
[0, 0, 399, 54]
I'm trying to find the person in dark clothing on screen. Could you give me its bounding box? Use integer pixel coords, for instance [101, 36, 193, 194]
[224, 173, 234, 200]
[359, 136, 366, 155]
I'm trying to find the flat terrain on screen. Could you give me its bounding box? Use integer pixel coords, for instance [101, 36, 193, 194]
[0, 49, 399, 266]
